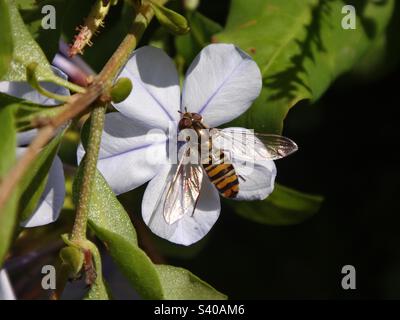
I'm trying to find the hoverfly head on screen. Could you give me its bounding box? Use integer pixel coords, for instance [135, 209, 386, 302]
[178, 109, 203, 130]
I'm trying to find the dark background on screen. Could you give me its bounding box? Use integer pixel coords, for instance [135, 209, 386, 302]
[167, 66, 400, 299]
[6, 0, 400, 300]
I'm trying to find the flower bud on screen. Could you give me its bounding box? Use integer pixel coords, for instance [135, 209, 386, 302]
[60, 246, 84, 277]
[150, 1, 190, 35]
[183, 0, 199, 11]
[111, 77, 133, 103]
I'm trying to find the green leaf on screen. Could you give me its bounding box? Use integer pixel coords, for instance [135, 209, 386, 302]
[90, 222, 164, 299]
[155, 265, 227, 300]
[0, 106, 17, 265]
[2, 0, 55, 81]
[73, 168, 226, 299]
[351, 1, 400, 81]
[0, 0, 13, 79]
[16, 0, 70, 61]
[231, 183, 323, 226]
[215, 0, 395, 133]
[85, 276, 111, 300]
[175, 11, 222, 65]
[0, 92, 65, 131]
[18, 131, 64, 222]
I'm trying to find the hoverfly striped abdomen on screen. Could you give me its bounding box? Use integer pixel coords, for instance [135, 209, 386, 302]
[202, 138, 239, 199]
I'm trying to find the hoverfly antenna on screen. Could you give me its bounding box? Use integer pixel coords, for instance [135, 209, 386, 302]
[177, 110, 183, 114]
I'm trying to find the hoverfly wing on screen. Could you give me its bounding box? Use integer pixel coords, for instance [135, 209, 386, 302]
[164, 163, 203, 224]
[150, 147, 203, 225]
[211, 128, 298, 161]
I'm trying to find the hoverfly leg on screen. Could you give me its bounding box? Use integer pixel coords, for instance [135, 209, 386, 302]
[238, 175, 247, 182]
[178, 106, 188, 114]
[190, 192, 201, 217]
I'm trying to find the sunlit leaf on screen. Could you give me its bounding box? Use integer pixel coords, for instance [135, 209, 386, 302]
[2, 0, 55, 81]
[216, 0, 395, 133]
[16, 0, 70, 61]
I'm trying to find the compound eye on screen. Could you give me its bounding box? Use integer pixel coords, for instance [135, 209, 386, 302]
[178, 117, 192, 130]
[192, 113, 202, 121]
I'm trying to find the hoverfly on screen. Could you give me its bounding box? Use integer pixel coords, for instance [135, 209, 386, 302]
[151, 111, 298, 225]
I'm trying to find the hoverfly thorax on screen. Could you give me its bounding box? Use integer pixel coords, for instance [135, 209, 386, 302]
[178, 112, 204, 131]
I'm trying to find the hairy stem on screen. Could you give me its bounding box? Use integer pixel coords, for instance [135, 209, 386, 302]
[71, 103, 106, 241]
[70, 1, 165, 240]
[0, 0, 167, 214]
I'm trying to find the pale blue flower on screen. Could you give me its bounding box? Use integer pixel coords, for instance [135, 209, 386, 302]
[78, 44, 276, 245]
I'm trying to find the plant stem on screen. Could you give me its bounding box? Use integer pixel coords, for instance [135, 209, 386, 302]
[49, 76, 87, 94]
[70, 1, 165, 241]
[71, 103, 106, 241]
[0, 0, 167, 214]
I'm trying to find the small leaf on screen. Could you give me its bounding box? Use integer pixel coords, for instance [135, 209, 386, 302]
[0, 92, 65, 131]
[110, 77, 133, 103]
[150, 1, 190, 35]
[0, 106, 17, 265]
[18, 130, 64, 221]
[0, 0, 13, 79]
[2, 0, 55, 81]
[231, 183, 323, 226]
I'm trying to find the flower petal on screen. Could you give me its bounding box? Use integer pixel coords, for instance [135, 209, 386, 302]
[182, 44, 262, 127]
[0, 66, 70, 105]
[17, 129, 37, 146]
[0, 269, 16, 300]
[113, 46, 180, 130]
[77, 112, 169, 195]
[19, 153, 65, 227]
[142, 164, 221, 246]
[232, 157, 276, 201]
